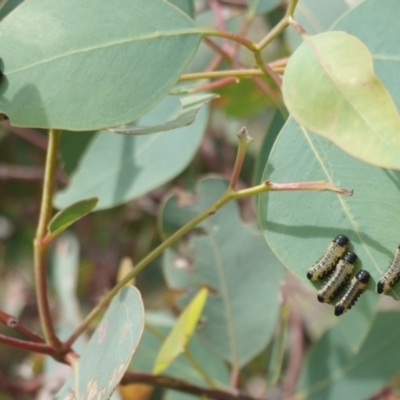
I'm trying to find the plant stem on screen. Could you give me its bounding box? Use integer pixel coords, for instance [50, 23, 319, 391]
[34, 128, 62, 348]
[180, 69, 265, 81]
[0, 309, 44, 343]
[0, 334, 56, 355]
[121, 371, 255, 400]
[202, 29, 258, 52]
[229, 127, 253, 190]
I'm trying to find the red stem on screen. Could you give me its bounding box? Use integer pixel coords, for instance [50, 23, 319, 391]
[0, 334, 57, 355]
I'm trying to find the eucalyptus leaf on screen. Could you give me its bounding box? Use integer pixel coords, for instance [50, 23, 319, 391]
[48, 197, 98, 237]
[153, 288, 208, 374]
[55, 287, 144, 400]
[258, 118, 400, 351]
[283, 31, 400, 170]
[55, 95, 209, 210]
[168, 0, 195, 18]
[109, 94, 217, 136]
[334, 0, 400, 112]
[0, 0, 202, 130]
[161, 177, 284, 368]
[248, 0, 281, 17]
[296, 312, 400, 400]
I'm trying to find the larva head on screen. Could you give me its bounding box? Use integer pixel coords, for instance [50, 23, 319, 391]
[356, 270, 371, 284]
[334, 305, 344, 316]
[334, 235, 349, 246]
[306, 271, 313, 280]
[317, 294, 325, 303]
[377, 280, 384, 294]
[343, 251, 357, 264]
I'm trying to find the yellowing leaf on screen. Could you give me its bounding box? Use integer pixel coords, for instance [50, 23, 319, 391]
[283, 31, 400, 170]
[153, 288, 208, 374]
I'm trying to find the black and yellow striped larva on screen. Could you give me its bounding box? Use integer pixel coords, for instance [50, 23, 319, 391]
[334, 270, 370, 316]
[307, 235, 349, 282]
[377, 245, 400, 294]
[317, 252, 357, 303]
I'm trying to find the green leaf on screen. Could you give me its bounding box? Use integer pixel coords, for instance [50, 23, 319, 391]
[55, 95, 209, 210]
[59, 131, 96, 175]
[248, 0, 281, 16]
[55, 286, 145, 400]
[0, 0, 202, 130]
[334, 0, 400, 112]
[48, 197, 98, 237]
[283, 31, 400, 170]
[153, 288, 208, 374]
[109, 94, 217, 136]
[253, 110, 285, 186]
[296, 312, 400, 400]
[284, 0, 351, 52]
[258, 118, 400, 352]
[160, 177, 284, 368]
[168, 0, 195, 18]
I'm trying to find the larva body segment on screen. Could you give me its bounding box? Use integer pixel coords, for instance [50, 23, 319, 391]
[377, 245, 400, 294]
[307, 235, 349, 282]
[334, 270, 370, 316]
[317, 252, 357, 303]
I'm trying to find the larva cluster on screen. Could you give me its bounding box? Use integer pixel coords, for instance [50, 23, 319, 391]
[307, 235, 369, 316]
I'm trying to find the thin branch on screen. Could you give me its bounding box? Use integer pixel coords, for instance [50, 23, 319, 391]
[121, 372, 258, 400]
[34, 128, 62, 348]
[203, 37, 233, 63]
[0, 309, 45, 343]
[0, 334, 57, 355]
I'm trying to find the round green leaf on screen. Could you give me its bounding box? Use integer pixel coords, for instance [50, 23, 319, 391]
[48, 197, 98, 237]
[55, 287, 145, 399]
[258, 118, 400, 351]
[283, 31, 400, 170]
[0, 0, 202, 130]
[248, 0, 281, 16]
[296, 312, 400, 400]
[334, 0, 400, 112]
[161, 177, 284, 368]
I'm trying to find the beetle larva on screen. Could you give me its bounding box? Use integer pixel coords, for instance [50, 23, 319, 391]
[317, 252, 357, 303]
[377, 245, 400, 294]
[334, 270, 370, 316]
[307, 235, 349, 282]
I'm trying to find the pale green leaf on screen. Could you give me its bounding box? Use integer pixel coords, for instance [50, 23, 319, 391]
[55, 287, 144, 400]
[296, 312, 400, 400]
[48, 197, 98, 237]
[153, 288, 208, 374]
[0, 0, 202, 130]
[283, 31, 400, 170]
[258, 118, 400, 352]
[248, 0, 281, 16]
[168, 0, 195, 18]
[334, 0, 400, 112]
[55, 95, 209, 210]
[109, 94, 217, 136]
[161, 177, 284, 368]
